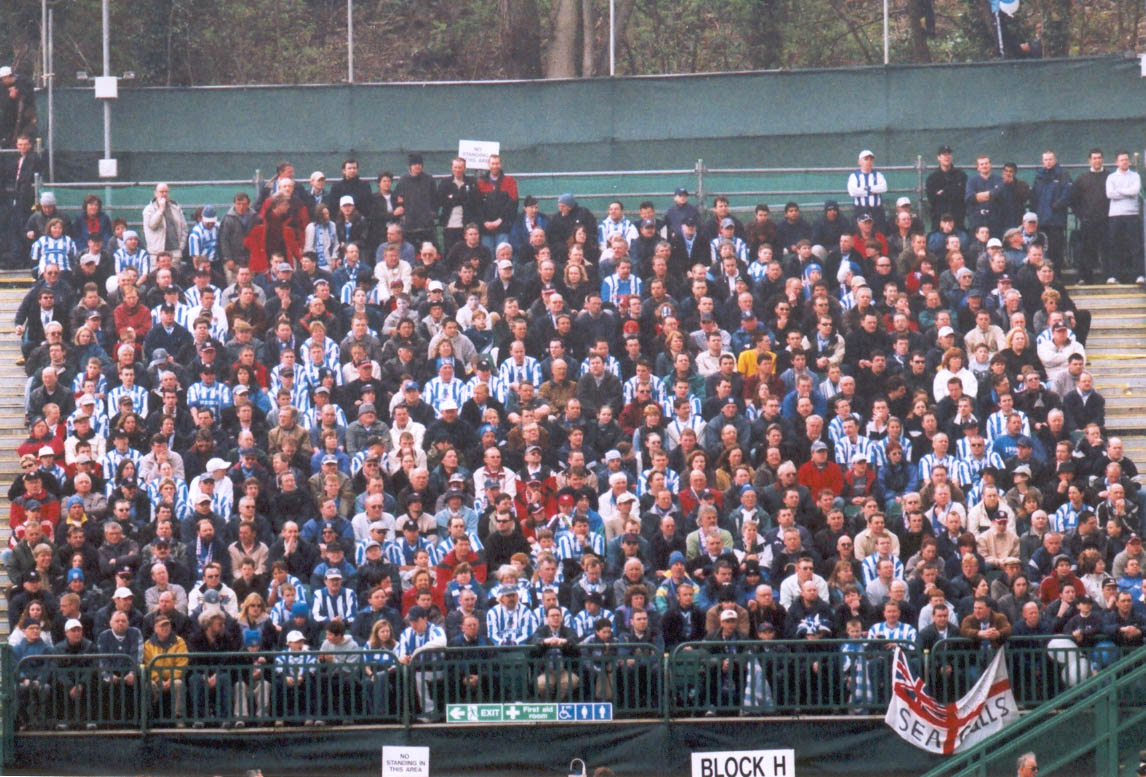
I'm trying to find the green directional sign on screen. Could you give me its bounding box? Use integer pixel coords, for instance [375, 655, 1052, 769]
[445, 702, 612, 723]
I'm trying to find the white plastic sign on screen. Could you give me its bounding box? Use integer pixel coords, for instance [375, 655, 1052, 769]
[382, 745, 430, 777]
[458, 139, 500, 170]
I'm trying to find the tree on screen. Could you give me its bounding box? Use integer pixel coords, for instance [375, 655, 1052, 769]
[498, 0, 542, 77]
[546, 0, 580, 77]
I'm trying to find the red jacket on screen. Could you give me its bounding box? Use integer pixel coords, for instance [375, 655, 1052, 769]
[797, 460, 845, 497]
[113, 302, 152, 338]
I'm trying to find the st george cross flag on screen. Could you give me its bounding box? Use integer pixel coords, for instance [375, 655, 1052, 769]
[885, 647, 1019, 754]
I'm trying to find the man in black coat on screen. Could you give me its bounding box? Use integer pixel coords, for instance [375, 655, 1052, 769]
[662, 582, 706, 649]
[545, 194, 597, 246]
[394, 153, 438, 248]
[437, 158, 480, 253]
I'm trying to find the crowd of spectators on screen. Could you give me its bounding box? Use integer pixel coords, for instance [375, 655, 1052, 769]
[3, 138, 1146, 729]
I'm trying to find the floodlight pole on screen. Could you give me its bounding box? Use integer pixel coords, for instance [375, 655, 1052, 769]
[347, 0, 355, 83]
[883, 0, 890, 64]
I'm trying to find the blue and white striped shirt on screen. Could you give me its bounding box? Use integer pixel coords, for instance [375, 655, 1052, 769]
[709, 235, 749, 264]
[638, 467, 680, 496]
[114, 246, 151, 277]
[861, 553, 904, 586]
[1051, 501, 1093, 534]
[600, 274, 643, 307]
[300, 337, 341, 371]
[424, 376, 467, 416]
[187, 381, 232, 415]
[598, 217, 638, 249]
[556, 532, 606, 564]
[847, 170, 888, 209]
[572, 608, 614, 639]
[463, 375, 508, 405]
[868, 620, 916, 642]
[498, 357, 542, 388]
[396, 623, 446, 660]
[384, 537, 435, 567]
[183, 284, 221, 309]
[106, 383, 149, 418]
[871, 435, 913, 469]
[835, 435, 879, 468]
[31, 234, 77, 274]
[311, 586, 359, 623]
[486, 604, 539, 646]
[580, 355, 621, 379]
[918, 453, 959, 483]
[102, 447, 142, 478]
[623, 376, 666, 406]
[187, 222, 219, 263]
[985, 409, 1030, 442]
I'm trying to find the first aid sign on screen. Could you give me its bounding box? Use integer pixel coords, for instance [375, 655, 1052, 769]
[691, 749, 795, 777]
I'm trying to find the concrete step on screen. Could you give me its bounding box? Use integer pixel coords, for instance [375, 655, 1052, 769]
[1087, 316, 1146, 328]
[1083, 335, 1146, 348]
[1067, 283, 1145, 296]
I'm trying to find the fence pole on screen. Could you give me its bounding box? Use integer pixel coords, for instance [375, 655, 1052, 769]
[1, 644, 13, 769]
[915, 155, 924, 208]
[34, 172, 42, 213]
[695, 159, 705, 210]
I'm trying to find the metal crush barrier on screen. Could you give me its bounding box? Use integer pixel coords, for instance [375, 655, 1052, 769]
[667, 639, 918, 717]
[3, 636, 1143, 734]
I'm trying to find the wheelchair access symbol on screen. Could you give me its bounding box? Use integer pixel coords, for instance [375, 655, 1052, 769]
[557, 703, 612, 721]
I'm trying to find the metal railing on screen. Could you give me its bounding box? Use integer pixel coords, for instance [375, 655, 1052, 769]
[417, 643, 663, 720]
[9, 652, 141, 731]
[927, 635, 1132, 709]
[4, 636, 1145, 744]
[143, 648, 403, 730]
[920, 642, 1146, 777]
[667, 638, 919, 717]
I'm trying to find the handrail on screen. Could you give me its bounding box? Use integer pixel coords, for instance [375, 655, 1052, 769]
[919, 644, 1146, 777]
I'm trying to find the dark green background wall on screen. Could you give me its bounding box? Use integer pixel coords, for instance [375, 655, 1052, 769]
[41, 55, 1146, 183]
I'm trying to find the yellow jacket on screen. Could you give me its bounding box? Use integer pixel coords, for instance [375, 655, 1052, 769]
[144, 636, 188, 683]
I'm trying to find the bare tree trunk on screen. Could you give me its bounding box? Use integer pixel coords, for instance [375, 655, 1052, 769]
[581, 0, 595, 77]
[499, 0, 542, 77]
[594, 0, 635, 75]
[907, 0, 933, 62]
[546, 0, 580, 78]
[1043, 0, 1072, 56]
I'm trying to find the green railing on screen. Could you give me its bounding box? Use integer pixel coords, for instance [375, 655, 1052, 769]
[415, 643, 663, 721]
[142, 648, 403, 731]
[10, 653, 141, 731]
[5, 639, 1146, 742]
[667, 639, 919, 718]
[927, 635, 1131, 709]
[920, 646, 1146, 777]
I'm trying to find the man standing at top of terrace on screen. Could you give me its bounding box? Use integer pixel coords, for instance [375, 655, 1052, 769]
[848, 150, 888, 232]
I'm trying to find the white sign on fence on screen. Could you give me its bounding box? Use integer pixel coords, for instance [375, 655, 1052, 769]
[458, 139, 500, 170]
[382, 745, 430, 777]
[691, 749, 795, 777]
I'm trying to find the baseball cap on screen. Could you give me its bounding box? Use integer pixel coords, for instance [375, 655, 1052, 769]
[65, 618, 84, 631]
[858, 149, 874, 161]
[439, 398, 458, 412]
[937, 325, 954, 337]
[720, 609, 739, 622]
[674, 187, 688, 197]
[38, 445, 54, 457]
[896, 196, 911, 208]
[324, 567, 343, 580]
[1023, 212, 1038, 223]
[850, 453, 868, 465]
[407, 605, 429, 620]
[67, 568, 84, 583]
[339, 195, 354, 207]
[937, 144, 953, 155]
[720, 217, 735, 229]
[558, 493, 575, 507]
[286, 630, 306, 643]
[114, 586, 134, 598]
